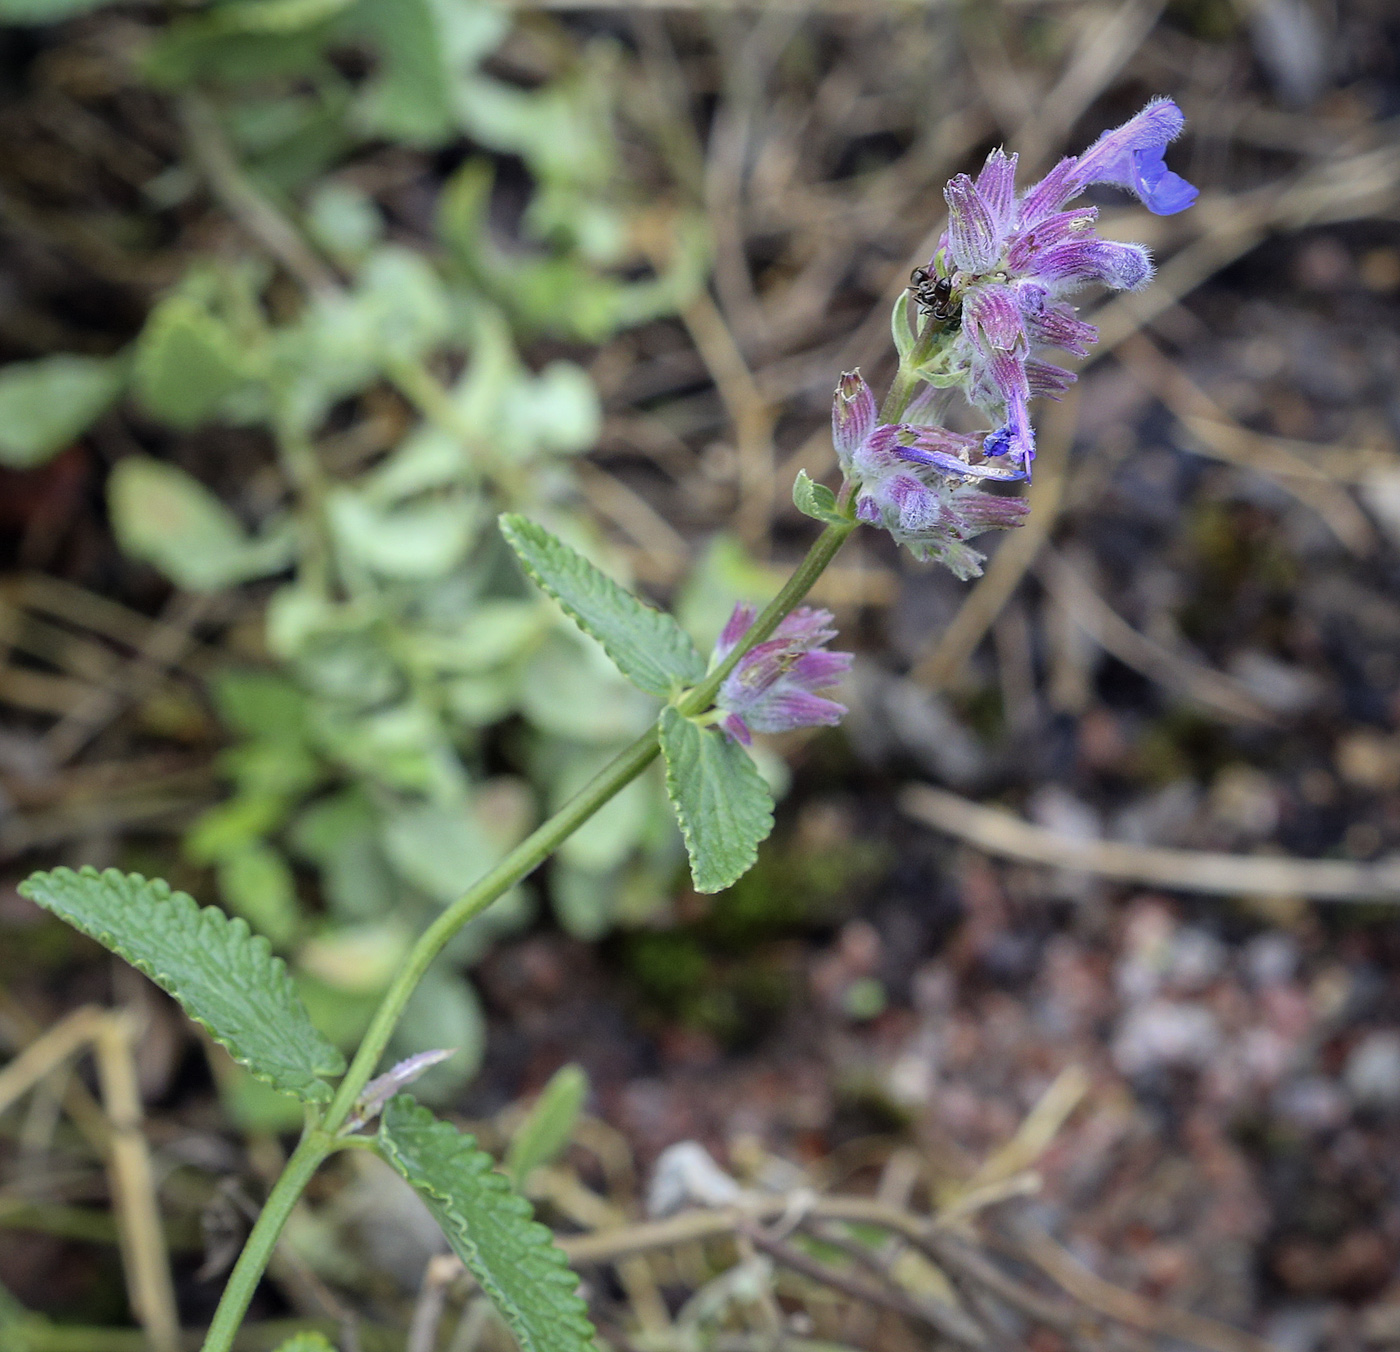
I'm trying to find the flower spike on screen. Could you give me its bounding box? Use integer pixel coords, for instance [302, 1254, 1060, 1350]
[826, 98, 1194, 578]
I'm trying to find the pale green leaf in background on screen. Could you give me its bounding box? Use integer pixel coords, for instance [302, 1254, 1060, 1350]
[500, 514, 704, 697]
[658, 708, 775, 894]
[550, 865, 616, 941]
[19, 868, 345, 1101]
[133, 294, 258, 428]
[108, 457, 294, 592]
[381, 798, 495, 906]
[519, 632, 659, 744]
[212, 669, 311, 743]
[290, 790, 401, 920]
[388, 968, 484, 1102]
[377, 1096, 597, 1352]
[215, 841, 299, 947]
[0, 355, 125, 468]
[354, 246, 452, 364]
[298, 920, 413, 994]
[496, 361, 600, 458]
[327, 486, 478, 580]
[305, 181, 383, 263]
[410, 601, 545, 675]
[505, 1063, 588, 1184]
[554, 754, 652, 874]
[270, 1333, 336, 1352]
[348, 0, 506, 144]
[675, 534, 782, 652]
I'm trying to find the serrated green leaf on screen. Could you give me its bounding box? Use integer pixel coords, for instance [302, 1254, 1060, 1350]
[19, 867, 345, 1102]
[378, 1096, 597, 1352]
[0, 355, 125, 468]
[215, 843, 299, 948]
[505, 1064, 588, 1185]
[792, 471, 845, 525]
[500, 514, 703, 698]
[658, 708, 774, 894]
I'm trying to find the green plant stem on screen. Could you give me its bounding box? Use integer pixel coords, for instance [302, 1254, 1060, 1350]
[199, 1129, 332, 1352]
[198, 516, 857, 1352]
[879, 366, 920, 425]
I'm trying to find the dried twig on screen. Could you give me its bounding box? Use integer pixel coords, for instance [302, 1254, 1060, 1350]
[899, 782, 1400, 901]
[1035, 549, 1275, 726]
[740, 1219, 986, 1347]
[407, 1254, 462, 1352]
[92, 1013, 181, 1352]
[1014, 1225, 1279, 1352]
[43, 591, 218, 766]
[1117, 333, 1378, 555]
[677, 288, 778, 548]
[178, 94, 339, 294]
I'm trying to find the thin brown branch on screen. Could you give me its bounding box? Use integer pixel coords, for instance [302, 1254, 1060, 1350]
[899, 782, 1400, 901]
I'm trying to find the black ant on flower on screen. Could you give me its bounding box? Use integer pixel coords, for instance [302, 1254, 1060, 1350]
[909, 266, 962, 327]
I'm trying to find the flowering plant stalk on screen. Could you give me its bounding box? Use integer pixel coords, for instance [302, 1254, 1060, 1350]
[17, 102, 1195, 1352]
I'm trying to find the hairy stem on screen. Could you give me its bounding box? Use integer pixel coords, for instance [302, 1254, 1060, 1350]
[198, 1129, 332, 1352]
[879, 366, 921, 424]
[198, 517, 856, 1351]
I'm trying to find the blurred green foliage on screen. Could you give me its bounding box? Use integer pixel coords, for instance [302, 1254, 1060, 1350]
[0, 0, 722, 1105]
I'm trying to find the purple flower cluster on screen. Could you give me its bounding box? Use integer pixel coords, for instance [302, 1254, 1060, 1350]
[831, 99, 1197, 579]
[712, 604, 851, 744]
[833, 370, 1030, 579]
[929, 97, 1197, 474]
[714, 100, 1199, 741]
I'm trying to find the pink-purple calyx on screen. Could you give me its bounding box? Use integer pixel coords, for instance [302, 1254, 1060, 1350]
[712, 604, 852, 744]
[831, 370, 1030, 580]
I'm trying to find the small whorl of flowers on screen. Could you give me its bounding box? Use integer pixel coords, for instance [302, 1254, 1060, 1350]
[711, 604, 852, 745]
[834, 98, 1197, 580]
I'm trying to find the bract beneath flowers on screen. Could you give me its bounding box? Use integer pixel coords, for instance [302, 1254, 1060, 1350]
[711, 604, 852, 745]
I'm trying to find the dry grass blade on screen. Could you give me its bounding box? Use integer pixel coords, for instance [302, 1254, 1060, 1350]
[0, 1004, 107, 1119]
[899, 782, 1400, 902]
[1035, 549, 1276, 725]
[1014, 1225, 1280, 1352]
[1092, 141, 1400, 359]
[677, 288, 778, 548]
[1010, 0, 1168, 171]
[93, 1013, 181, 1352]
[1117, 334, 1377, 554]
[964, 1065, 1088, 1195]
[407, 1254, 462, 1352]
[44, 592, 217, 766]
[740, 1220, 986, 1347]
